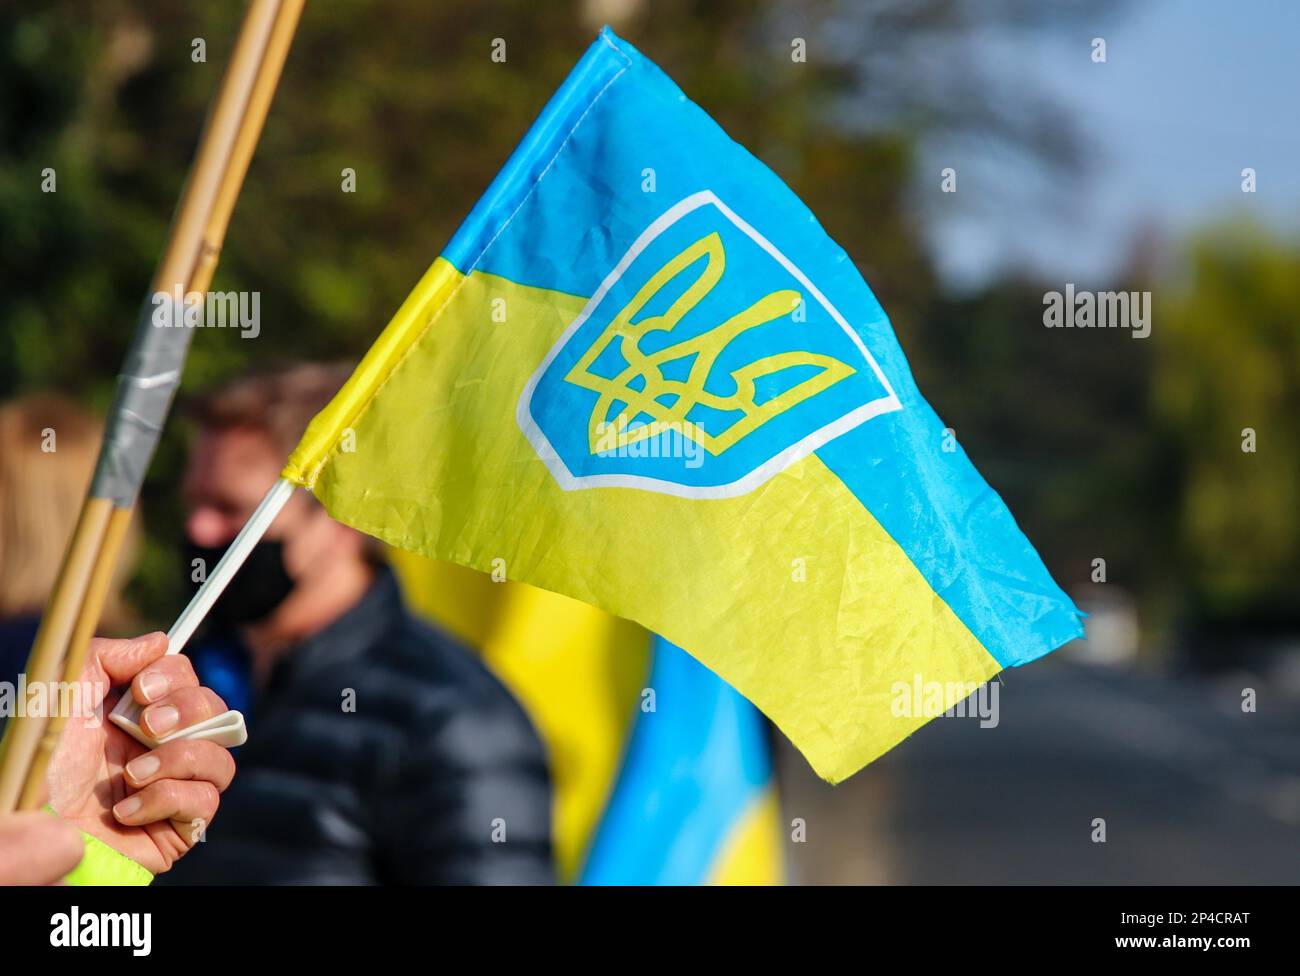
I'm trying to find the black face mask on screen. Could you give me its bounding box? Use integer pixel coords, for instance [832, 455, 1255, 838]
[185, 539, 296, 629]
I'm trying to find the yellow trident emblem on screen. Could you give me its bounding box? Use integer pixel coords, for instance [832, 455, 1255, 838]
[565, 231, 855, 456]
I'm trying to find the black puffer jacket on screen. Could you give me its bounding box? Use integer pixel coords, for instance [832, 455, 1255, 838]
[161, 568, 553, 885]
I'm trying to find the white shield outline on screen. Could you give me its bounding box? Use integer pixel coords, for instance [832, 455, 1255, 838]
[515, 190, 903, 498]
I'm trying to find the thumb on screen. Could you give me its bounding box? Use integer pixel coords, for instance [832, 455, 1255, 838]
[0, 813, 84, 885]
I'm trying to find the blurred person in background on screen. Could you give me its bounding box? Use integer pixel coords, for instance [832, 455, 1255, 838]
[0, 394, 137, 704]
[160, 363, 552, 885]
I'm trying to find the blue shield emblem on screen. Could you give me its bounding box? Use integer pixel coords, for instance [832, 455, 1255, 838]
[517, 192, 901, 497]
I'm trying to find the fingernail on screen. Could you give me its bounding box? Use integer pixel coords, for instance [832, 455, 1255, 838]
[144, 704, 179, 736]
[138, 672, 169, 703]
[113, 796, 142, 821]
[126, 754, 161, 782]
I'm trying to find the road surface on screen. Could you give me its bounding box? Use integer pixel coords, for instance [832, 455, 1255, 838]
[777, 659, 1300, 884]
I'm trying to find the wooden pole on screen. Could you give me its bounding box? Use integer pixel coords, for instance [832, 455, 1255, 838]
[15, 0, 306, 813]
[0, 500, 112, 810]
[17, 506, 132, 811]
[0, 0, 304, 814]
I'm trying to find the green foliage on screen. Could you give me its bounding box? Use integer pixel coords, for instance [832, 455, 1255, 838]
[11, 0, 1206, 635]
[1154, 222, 1300, 616]
[919, 275, 1166, 599]
[0, 0, 980, 621]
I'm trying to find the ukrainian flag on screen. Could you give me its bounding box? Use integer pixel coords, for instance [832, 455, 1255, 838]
[284, 28, 1083, 784]
[579, 636, 781, 885]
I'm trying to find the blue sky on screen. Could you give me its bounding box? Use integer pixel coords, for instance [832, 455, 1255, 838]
[923, 0, 1300, 289]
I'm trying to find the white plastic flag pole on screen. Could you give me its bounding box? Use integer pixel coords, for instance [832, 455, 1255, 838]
[109, 477, 296, 748]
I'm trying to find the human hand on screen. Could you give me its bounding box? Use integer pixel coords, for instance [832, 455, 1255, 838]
[45, 632, 236, 875]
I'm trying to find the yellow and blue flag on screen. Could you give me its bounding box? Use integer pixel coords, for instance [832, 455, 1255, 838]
[284, 28, 1084, 784]
[578, 636, 782, 885]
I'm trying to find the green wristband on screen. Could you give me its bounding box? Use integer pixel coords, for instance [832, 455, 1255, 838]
[44, 805, 154, 886]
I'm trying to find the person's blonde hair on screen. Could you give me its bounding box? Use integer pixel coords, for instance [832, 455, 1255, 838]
[0, 394, 135, 628]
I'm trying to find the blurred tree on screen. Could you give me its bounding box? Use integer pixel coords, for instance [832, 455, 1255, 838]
[0, 0, 1103, 618]
[1154, 222, 1300, 624]
[920, 272, 1166, 607]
